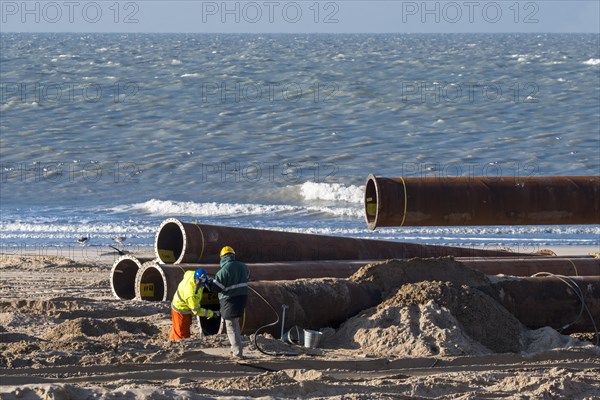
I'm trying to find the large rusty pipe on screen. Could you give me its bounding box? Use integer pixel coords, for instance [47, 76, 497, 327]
[458, 257, 600, 277]
[131, 257, 600, 303]
[242, 276, 600, 334]
[486, 276, 600, 333]
[248, 276, 600, 334]
[135, 260, 600, 333]
[110, 255, 154, 300]
[244, 279, 382, 335]
[154, 218, 521, 264]
[133, 264, 382, 336]
[133, 261, 376, 301]
[365, 175, 600, 229]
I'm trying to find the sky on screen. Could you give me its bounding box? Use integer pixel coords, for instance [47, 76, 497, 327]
[0, 1, 599, 33]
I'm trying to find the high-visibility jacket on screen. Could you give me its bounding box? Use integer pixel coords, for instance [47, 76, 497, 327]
[171, 270, 214, 318]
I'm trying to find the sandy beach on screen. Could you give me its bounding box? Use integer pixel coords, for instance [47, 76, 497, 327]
[1, 249, 599, 399]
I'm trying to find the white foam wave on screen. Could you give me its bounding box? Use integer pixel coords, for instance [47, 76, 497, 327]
[0, 222, 154, 235]
[306, 205, 362, 218]
[299, 182, 363, 203]
[112, 198, 362, 219]
[583, 58, 600, 66]
[171, 59, 182, 65]
[180, 73, 201, 78]
[117, 199, 299, 217]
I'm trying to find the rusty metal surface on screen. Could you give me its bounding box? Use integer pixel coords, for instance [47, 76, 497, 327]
[154, 218, 521, 264]
[458, 257, 600, 277]
[114, 255, 598, 305]
[132, 264, 381, 335]
[365, 175, 600, 229]
[485, 276, 600, 333]
[132, 262, 600, 333]
[244, 279, 382, 335]
[132, 261, 375, 301]
[251, 275, 600, 334]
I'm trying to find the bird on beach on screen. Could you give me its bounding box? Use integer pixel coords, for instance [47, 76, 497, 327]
[109, 245, 129, 256]
[112, 236, 126, 244]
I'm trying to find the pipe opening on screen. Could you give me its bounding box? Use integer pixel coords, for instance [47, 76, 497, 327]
[110, 257, 140, 300]
[199, 297, 222, 336]
[365, 175, 379, 230]
[137, 265, 167, 302]
[155, 219, 184, 263]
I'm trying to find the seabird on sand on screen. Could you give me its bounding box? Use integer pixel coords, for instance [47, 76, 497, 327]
[112, 236, 126, 244]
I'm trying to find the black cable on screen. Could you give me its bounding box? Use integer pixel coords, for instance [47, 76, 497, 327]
[532, 272, 585, 332]
[532, 272, 599, 346]
[248, 286, 303, 357]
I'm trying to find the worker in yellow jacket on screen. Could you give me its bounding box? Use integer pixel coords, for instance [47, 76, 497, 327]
[170, 268, 219, 340]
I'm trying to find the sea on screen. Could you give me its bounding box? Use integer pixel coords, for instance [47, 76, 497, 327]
[1, 33, 599, 261]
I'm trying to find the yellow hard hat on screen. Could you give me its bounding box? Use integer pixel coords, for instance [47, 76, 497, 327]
[220, 246, 235, 258]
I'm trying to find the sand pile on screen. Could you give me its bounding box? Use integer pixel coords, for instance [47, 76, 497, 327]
[331, 281, 524, 357]
[325, 259, 592, 358]
[351, 257, 490, 297]
[43, 317, 159, 341]
[1, 316, 165, 369]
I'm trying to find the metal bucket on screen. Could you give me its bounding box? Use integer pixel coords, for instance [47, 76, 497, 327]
[283, 326, 303, 345]
[303, 329, 323, 349]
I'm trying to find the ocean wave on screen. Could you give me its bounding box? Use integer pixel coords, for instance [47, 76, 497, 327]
[110, 198, 363, 219]
[307, 205, 362, 218]
[1, 222, 154, 234]
[114, 199, 299, 217]
[298, 182, 364, 203]
[583, 58, 600, 65]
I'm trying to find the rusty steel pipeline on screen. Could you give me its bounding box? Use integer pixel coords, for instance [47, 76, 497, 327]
[112, 256, 599, 303]
[133, 263, 383, 336]
[365, 175, 600, 229]
[485, 275, 600, 333]
[133, 260, 376, 302]
[154, 218, 521, 264]
[110, 255, 154, 300]
[131, 257, 600, 302]
[458, 257, 600, 277]
[244, 279, 382, 335]
[251, 275, 600, 334]
[132, 259, 600, 334]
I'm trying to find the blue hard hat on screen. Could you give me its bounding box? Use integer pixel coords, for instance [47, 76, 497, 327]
[194, 268, 207, 280]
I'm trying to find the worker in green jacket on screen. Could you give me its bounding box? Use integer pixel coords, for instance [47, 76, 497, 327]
[205, 246, 249, 358]
[170, 269, 219, 340]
